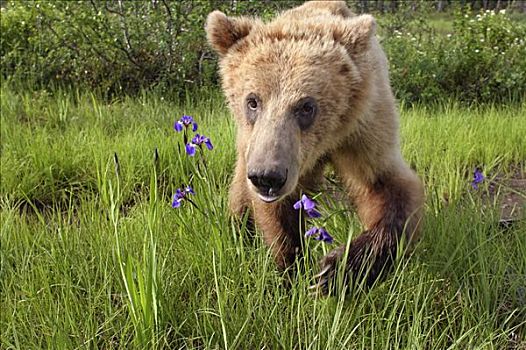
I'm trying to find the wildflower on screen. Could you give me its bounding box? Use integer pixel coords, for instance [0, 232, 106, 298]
[171, 186, 195, 208]
[185, 133, 213, 156]
[305, 227, 333, 244]
[185, 185, 195, 195]
[293, 194, 321, 218]
[174, 115, 198, 132]
[471, 168, 484, 190]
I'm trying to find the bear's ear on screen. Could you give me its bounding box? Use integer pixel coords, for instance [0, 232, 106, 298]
[333, 14, 376, 56]
[206, 11, 257, 57]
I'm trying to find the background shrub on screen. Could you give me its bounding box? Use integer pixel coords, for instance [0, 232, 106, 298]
[381, 7, 526, 104]
[0, 0, 303, 96]
[1, 0, 525, 104]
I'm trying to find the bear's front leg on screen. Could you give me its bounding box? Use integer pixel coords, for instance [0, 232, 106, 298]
[313, 157, 424, 295]
[229, 159, 303, 269]
[251, 196, 303, 270]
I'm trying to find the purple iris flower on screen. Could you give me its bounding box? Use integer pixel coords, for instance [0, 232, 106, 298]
[185, 143, 197, 157]
[293, 194, 321, 218]
[171, 186, 195, 208]
[174, 115, 198, 132]
[185, 186, 195, 195]
[471, 168, 484, 189]
[305, 227, 333, 244]
[185, 133, 213, 157]
[192, 134, 213, 150]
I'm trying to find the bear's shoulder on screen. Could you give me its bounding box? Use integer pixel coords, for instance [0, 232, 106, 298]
[279, 0, 355, 21]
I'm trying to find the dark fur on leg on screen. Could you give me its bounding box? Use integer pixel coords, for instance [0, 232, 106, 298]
[312, 171, 423, 296]
[253, 195, 304, 270]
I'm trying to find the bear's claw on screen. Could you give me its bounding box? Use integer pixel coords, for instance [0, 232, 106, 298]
[309, 245, 347, 296]
[309, 277, 331, 297]
[308, 263, 333, 296]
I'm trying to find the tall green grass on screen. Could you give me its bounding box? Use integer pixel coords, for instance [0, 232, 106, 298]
[1, 86, 525, 349]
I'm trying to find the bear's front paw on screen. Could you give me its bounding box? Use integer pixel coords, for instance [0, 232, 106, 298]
[309, 245, 347, 297]
[309, 229, 396, 297]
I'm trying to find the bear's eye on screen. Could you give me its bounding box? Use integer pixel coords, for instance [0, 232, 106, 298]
[295, 97, 317, 130]
[302, 104, 313, 115]
[245, 93, 260, 124]
[247, 99, 258, 111]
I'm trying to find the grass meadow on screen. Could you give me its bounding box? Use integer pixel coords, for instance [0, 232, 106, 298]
[1, 86, 525, 349]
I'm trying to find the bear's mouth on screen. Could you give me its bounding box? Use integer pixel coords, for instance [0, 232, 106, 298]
[257, 193, 281, 203]
[253, 184, 284, 203]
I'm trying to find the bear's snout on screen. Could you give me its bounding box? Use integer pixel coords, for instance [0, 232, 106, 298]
[247, 168, 287, 202]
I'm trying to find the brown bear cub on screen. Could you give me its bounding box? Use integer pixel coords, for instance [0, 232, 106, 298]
[206, 0, 424, 295]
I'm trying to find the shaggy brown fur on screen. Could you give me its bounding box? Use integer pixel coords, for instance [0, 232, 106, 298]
[206, 0, 424, 294]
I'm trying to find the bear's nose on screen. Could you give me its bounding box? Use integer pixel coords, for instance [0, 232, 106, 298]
[247, 169, 287, 196]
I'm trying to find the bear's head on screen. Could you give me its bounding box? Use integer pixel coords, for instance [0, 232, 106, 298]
[206, 1, 376, 203]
